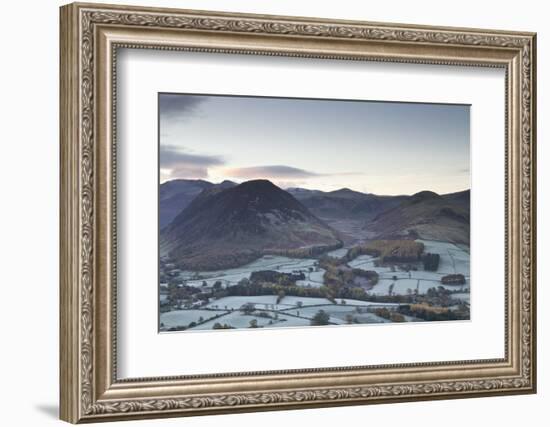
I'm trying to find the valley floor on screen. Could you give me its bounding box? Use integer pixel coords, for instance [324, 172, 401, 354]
[159, 239, 470, 332]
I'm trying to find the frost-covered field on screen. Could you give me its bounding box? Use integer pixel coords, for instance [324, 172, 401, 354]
[349, 240, 470, 296]
[418, 240, 470, 276]
[326, 307, 391, 324]
[178, 255, 322, 288]
[160, 309, 226, 328]
[296, 269, 325, 288]
[162, 295, 402, 331]
[191, 311, 274, 330]
[273, 314, 312, 327]
[206, 295, 282, 310]
[289, 303, 399, 325]
[327, 248, 348, 258]
[347, 254, 377, 269]
[206, 295, 400, 311]
[368, 278, 418, 296]
[206, 295, 334, 311]
[280, 295, 334, 306]
[172, 240, 469, 297]
[161, 239, 469, 331]
[451, 292, 470, 303]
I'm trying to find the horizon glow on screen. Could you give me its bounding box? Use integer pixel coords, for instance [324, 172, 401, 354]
[159, 93, 470, 196]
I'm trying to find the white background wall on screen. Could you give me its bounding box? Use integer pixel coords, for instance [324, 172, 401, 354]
[0, 0, 546, 425]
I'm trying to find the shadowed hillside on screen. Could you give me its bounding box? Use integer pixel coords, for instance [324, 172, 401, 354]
[161, 180, 342, 270]
[365, 189, 470, 244]
[159, 179, 235, 228]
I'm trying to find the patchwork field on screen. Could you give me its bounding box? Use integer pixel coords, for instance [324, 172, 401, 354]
[175, 255, 320, 288]
[160, 309, 227, 328]
[349, 240, 470, 296]
[160, 239, 469, 331]
[160, 293, 403, 331]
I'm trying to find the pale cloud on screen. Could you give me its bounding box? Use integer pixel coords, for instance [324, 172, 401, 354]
[160, 145, 225, 180]
[223, 165, 322, 180]
[158, 93, 470, 194]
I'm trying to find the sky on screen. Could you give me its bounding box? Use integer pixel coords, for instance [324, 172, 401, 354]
[159, 93, 470, 195]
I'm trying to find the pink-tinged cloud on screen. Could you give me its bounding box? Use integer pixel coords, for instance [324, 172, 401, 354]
[222, 165, 363, 181]
[223, 165, 322, 180]
[160, 145, 225, 179]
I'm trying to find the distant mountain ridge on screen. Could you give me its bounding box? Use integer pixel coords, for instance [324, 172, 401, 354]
[365, 189, 470, 244]
[161, 180, 342, 270]
[287, 187, 407, 221]
[159, 179, 236, 228]
[160, 179, 470, 269]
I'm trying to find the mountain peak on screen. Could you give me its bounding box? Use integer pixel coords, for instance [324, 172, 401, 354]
[237, 179, 278, 191]
[367, 188, 469, 244]
[329, 187, 364, 197]
[218, 179, 311, 216]
[161, 180, 340, 270]
[410, 190, 441, 203]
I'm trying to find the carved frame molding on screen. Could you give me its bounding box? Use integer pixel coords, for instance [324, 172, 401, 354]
[60, 2, 536, 423]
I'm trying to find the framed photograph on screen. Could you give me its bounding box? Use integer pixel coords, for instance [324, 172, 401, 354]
[60, 2, 537, 423]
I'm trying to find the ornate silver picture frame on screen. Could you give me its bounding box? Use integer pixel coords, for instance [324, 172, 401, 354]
[60, 2, 536, 423]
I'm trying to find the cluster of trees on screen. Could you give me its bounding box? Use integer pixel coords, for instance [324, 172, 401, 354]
[226, 278, 334, 300]
[355, 269, 379, 285]
[422, 253, 440, 271]
[345, 314, 356, 324]
[364, 285, 466, 307]
[323, 266, 379, 290]
[220, 279, 465, 313]
[223, 277, 375, 305]
[310, 310, 331, 326]
[343, 240, 425, 264]
[422, 286, 463, 307]
[249, 270, 305, 286]
[397, 302, 469, 322]
[319, 256, 379, 292]
[240, 302, 255, 315]
[333, 286, 371, 301]
[237, 304, 278, 328]
[372, 307, 405, 322]
[441, 274, 466, 285]
[166, 283, 202, 309]
[220, 263, 383, 306]
[159, 257, 179, 283]
[361, 293, 415, 304]
[323, 264, 355, 288]
[180, 250, 263, 272]
[265, 242, 343, 259]
[212, 323, 234, 330]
